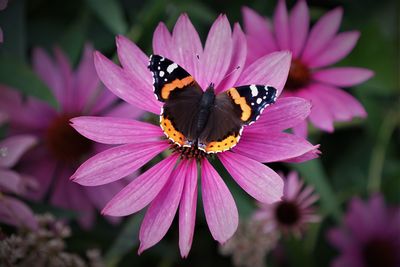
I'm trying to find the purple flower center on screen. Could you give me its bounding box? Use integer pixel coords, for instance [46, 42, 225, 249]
[284, 59, 311, 91]
[362, 238, 398, 267]
[46, 114, 93, 163]
[275, 201, 300, 226]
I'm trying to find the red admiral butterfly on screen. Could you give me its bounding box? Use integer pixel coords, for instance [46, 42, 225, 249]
[149, 55, 277, 154]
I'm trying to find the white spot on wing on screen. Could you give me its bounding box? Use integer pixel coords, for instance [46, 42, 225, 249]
[250, 85, 258, 97]
[159, 71, 165, 77]
[256, 98, 262, 104]
[167, 63, 178, 74]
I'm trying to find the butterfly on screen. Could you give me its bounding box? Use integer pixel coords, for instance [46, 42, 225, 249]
[148, 55, 277, 154]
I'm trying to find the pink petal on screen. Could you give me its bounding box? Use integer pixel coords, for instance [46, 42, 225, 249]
[217, 23, 247, 93]
[201, 159, 238, 243]
[94, 51, 161, 114]
[178, 159, 198, 258]
[292, 120, 308, 138]
[301, 7, 343, 63]
[138, 160, 188, 253]
[308, 31, 360, 68]
[274, 0, 290, 50]
[313, 67, 374, 87]
[242, 7, 278, 54]
[198, 15, 233, 89]
[0, 112, 8, 125]
[283, 171, 302, 200]
[284, 145, 320, 163]
[172, 14, 203, 79]
[234, 131, 317, 163]
[237, 51, 291, 95]
[71, 140, 169, 186]
[74, 43, 100, 112]
[289, 0, 309, 58]
[152, 22, 174, 59]
[309, 83, 366, 120]
[0, 195, 38, 230]
[51, 170, 95, 229]
[298, 87, 335, 132]
[219, 152, 283, 203]
[246, 97, 311, 133]
[85, 179, 129, 212]
[0, 135, 37, 168]
[116, 35, 152, 90]
[102, 154, 178, 216]
[103, 101, 144, 119]
[0, 170, 22, 194]
[32, 47, 63, 102]
[20, 148, 57, 200]
[53, 47, 74, 113]
[70, 116, 163, 145]
[88, 86, 118, 115]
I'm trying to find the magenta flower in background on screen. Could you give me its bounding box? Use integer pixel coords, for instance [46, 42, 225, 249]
[0, 0, 8, 43]
[328, 194, 400, 267]
[254, 172, 319, 237]
[0, 135, 38, 230]
[0, 44, 142, 228]
[242, 0, 374, 136]
[70, 14, 319, 256]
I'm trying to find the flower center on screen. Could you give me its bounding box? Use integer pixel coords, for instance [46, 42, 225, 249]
[45, 114, 93, 163]
[170, 143, 208, 160]
[362, 238, 398, 267]
[275, 201, 300, 226]
[284, 59, 311, 91]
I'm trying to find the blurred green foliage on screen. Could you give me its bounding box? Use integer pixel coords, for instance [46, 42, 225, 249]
[0, 0, 398, 266]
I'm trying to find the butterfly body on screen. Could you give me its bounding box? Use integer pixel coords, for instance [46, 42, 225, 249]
[149, 55, 278, 154]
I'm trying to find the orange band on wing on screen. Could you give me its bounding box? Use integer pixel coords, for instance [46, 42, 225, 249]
[160, 116, 185, 146]
[205, 134, 240, 153]
[228, 88, 251, 121]
[161, 76, 194, 100]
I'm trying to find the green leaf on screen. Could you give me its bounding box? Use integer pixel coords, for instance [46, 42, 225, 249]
[289, 159, 342, 222]
[0, 57, 57, 108]
[85, 0, 128, 35]
[105, 212, 143, 267]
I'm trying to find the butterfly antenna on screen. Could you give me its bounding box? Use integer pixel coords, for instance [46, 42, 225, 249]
[222, 65, 241, 81]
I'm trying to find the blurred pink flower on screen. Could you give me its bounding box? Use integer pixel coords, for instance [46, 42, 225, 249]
[0, 0, 8, 43]
[70, 14, 319, 256]
[254, 172, 320, 237]
[0, 44, 142, 229]
[0, 135, 38, 230]
[242, 0, 374, 136]
[328, 194, 400, 267]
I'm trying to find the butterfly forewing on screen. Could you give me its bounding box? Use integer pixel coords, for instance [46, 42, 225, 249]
[148, 55, 195, 102]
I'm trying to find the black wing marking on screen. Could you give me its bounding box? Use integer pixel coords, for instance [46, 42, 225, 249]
[227, 85, 277, 124]
[148, 55, 195, 102]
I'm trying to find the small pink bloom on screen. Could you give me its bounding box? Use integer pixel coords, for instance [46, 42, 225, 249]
[328, 194, 400, 267]
[0, 44, 142, 229]
[71, 14, 319, 256]
[242, 0, 374, 136]
[0, 135, 38, 230]
[254, 172, 320, 237]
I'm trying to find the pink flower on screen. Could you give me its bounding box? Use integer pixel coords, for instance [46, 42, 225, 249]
[328, 194, 400, 267]
[242, 0, 374, 136]
[71, 14, 318, 256]
[0, 135, 38, 230]
[0, 0, 8, 43]
[254, 172, 320, 237]
[0, 44, 141, 229]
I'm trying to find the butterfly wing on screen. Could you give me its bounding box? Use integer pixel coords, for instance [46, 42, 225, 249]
[149, 54, 203, 146]
[199, 85, 277, 153]
[148, 54, 196, 102]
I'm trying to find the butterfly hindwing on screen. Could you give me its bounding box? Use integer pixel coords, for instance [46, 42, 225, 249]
[226, 85, 277, 124]
[148, 55, 195, 102]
